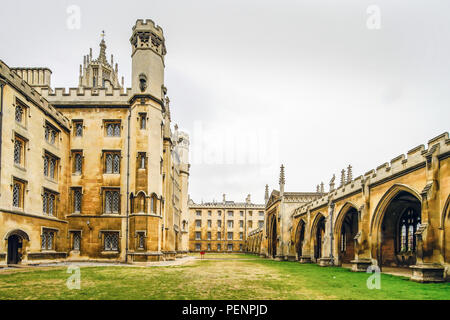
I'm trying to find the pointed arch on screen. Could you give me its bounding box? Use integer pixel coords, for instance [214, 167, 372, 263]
[310, 212, 326, 261]
[371, 183, 422, 267]
[334, 202, 359, 264]
[370, 184, 422, 235]
[134, 191, 147, 213]
[294, 218, 307, 258]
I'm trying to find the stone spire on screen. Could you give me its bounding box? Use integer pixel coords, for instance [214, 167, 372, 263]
[340, 169, 346, 187]
[279, 164, 285, 195]
[347, 165, 353, 183]
[320, 182, 324, 194]
[264, 184, 269, 204]
[316, 185, 320, 193]
[98, 31, 108, 65]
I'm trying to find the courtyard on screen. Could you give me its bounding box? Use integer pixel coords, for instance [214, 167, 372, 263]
[0, 254, 448, 300]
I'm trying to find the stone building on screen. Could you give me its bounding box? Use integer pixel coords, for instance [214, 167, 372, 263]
[188, 194, 265, 252]
[0, 19, 190, 265]
[247, 133, 450, 282]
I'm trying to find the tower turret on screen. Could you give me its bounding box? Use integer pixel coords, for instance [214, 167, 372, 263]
[130, 19, 166, 99]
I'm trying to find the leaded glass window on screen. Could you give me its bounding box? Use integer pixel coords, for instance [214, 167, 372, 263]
[15, 105, 23, 123]
[106, 122, 121, 137]
[104, 232, 119, 251]
[140, 114, 146, 129]
[44, 154, 57, 179]
[74, 188, 82, 213]
[105, 190, 120, 214]
[50, 130, 55, 144]
[105, 152, 120, 173]
[73, 232, 81, 250]
[75, 122, 83, 136]
[41, 230, 54, 250]
[43, 156, 48, 176]
[49, 158, 55, 179]
[13, 182, 21, 208]
[398, 208, 421, 252]
[113, 154, 120, 173]
[74, 153, 82, 174]
[106, 154, 113, 173]
[14, 139, 22, 165]
[138, 233, 145, 249]
[43, 190, 57, 216]
[45, 124, 57, 144]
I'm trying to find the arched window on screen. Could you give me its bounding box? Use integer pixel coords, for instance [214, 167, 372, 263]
[150, 195, 157, 214]
[398, 208, 421, 252]
[135, 193, 146, 213]
[340, 231, 346, 252]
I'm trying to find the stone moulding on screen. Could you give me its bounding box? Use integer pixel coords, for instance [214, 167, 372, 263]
[318, 257, 333, 267]
[410, 264, 445, 283]
[350, 259, 372, 272]
[298, 255, 312, 263]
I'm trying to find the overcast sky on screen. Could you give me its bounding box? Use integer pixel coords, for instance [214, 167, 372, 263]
[1, 1, 449, 204]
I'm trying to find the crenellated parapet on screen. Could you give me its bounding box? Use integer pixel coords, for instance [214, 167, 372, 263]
[130, 19, 166, 58]
[0, 60, 69, 129]
[40, 86, 132, 105]
[293, 132, 450, 217]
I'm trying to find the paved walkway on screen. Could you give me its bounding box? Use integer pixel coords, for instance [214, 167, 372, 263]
[341, 263, 412, 278]
[0, 256, 196, 270]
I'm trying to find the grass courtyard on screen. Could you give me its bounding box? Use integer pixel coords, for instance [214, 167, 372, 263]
[0, 254, 448, 300]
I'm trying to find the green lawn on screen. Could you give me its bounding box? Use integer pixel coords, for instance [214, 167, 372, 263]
[0, 255, 448, 300]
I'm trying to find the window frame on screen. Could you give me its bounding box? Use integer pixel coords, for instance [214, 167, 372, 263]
[103, 188, 121, 214]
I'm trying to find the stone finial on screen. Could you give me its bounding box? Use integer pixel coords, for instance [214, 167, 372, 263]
[320, 182, 324, 194]
[223, 193, 226, 203]
[347, 165, 353, 183]
[340, 169, 346, 187]
[279, 165, 285, 195]
[329, 174, 336, 192]
[316, 185, 320, 193]
[279, 164, 285, 185]
[246, 194, 251, 204]
[264, 184, 269, 203]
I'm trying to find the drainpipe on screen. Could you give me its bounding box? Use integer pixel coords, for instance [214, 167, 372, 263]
[0, 78, 5, 193]
[125, 102, 138, 263]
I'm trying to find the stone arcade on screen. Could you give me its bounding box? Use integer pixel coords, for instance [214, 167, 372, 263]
[247, 134, 450, 282]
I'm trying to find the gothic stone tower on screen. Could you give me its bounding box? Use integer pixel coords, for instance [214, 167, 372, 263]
[127, 19, 167, 261]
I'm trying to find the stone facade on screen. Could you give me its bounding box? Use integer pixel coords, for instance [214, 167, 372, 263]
[0, 19, 190, 265]
[247, 134, 450, 282]
[188, 194, 264, 253]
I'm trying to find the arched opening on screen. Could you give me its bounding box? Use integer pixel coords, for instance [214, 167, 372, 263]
[7, 234, 23, 265]
[295, 220, 306, 259]
[379, 190, 421, 267]
[134, 192, 146, 213]
[268, 215, 277, 258]
[150, 194, 158, 214]
[338, 207, 358, 264]
[443, 196, 450, 265]
[313, 214, 326, 261]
